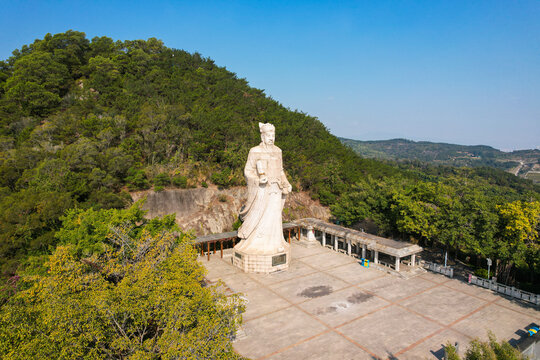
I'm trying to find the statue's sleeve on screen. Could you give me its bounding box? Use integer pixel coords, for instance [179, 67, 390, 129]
[240, 148, 259, 219]
[244, 149, 258, 181]
[279, 149, 291, 188]
[280, 169, 290, 187]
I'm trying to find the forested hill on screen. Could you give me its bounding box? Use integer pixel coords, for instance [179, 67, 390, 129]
[0, 30, 393, 276]
[0, 31, 539, 293]
[340, 137, 540, 172]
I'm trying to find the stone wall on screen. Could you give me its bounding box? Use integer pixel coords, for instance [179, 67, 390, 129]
[131, 186, 330, 236]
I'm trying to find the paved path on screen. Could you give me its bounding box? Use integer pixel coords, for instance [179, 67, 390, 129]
[200, 243, 539, 360]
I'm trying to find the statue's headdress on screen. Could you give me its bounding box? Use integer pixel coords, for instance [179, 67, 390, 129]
[259, 122, 275, 134]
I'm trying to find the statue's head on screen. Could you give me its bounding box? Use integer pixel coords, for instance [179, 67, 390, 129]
[259, 122, 275, 145]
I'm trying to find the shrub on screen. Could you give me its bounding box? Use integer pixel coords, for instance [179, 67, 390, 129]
[172, 175, 188, 188]
[474, 268, 489, 279]
[125, 169, 150, 190]
[153, 173, 171, 187]
[318, 189, 336, 206]
[210, 167, 232, 188]
[232, 217, 243, 231]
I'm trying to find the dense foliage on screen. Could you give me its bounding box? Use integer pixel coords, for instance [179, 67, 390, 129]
[331, 163, 540, 288]
[0, 30, 539, 292]
[0, 30, 372, 277]
[0, 204, 244, 359]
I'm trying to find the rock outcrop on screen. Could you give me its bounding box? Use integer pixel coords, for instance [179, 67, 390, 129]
[130, 186, 330, 236]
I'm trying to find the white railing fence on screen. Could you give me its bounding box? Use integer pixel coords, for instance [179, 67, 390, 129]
[468, 275, 540, 306]
[422, 261, 454, 278]
[377, 261, 396, 271]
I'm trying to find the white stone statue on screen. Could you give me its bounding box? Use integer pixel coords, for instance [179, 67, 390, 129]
[233, 123, 292, 272]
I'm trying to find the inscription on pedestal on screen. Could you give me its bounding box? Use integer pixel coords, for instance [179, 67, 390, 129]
[272, 254, 286, 266]
[235, 252, 243, 259]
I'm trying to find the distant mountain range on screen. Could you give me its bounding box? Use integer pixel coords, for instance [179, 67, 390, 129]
[339, 138, 540, 182]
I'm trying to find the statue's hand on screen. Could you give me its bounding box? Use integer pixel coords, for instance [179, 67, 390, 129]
[287, 184, 293, 193]
[259, 176, 268, 184]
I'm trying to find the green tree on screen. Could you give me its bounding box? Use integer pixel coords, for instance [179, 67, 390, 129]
[389, 189, 438, 243]
[445, 332, 527, 360]
[495, 201, 540, 283]
[3, 51, 70, 115]
[0, 207, 244, 359]
[330, 183, 371, 226]
[32, 30, 90, 78]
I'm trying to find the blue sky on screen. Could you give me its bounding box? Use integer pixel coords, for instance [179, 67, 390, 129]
[1, 0, 539, 150]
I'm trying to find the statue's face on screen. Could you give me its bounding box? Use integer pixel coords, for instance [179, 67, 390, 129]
[261, 130, 275, 145]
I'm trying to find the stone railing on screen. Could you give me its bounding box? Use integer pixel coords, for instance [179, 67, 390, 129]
[377, 260, 396, 271]
[402, 259, 414, 267]
[422, 261, 454, 278]
[468, 275, 540, 306]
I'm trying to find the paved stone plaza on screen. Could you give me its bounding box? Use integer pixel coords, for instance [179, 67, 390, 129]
[200, 243, 540, 360]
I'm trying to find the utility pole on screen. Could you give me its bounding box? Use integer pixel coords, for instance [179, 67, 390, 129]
[487, 258, 492, 280]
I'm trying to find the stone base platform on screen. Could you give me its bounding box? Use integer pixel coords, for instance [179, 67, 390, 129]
[232, 248, 290, 273]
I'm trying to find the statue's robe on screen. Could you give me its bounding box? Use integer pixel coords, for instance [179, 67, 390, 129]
[236, 143, 291, 254]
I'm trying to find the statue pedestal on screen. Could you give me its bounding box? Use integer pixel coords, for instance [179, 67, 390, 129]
[232, 247, 290, 273]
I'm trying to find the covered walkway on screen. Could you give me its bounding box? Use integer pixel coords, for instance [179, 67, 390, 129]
[195, 218, 422, 272]
[296, 218, 423, 272]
